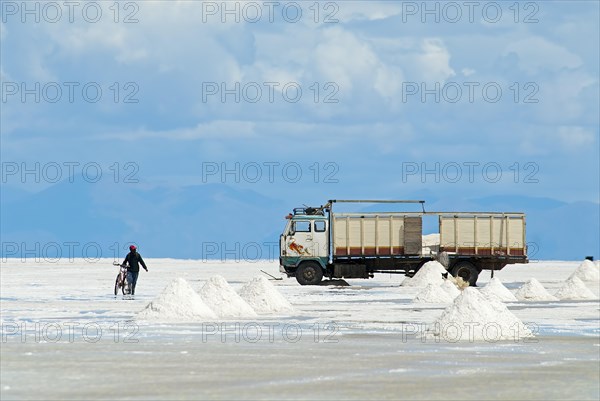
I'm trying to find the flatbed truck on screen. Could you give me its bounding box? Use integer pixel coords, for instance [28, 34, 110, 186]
[279, 200, 528, 286]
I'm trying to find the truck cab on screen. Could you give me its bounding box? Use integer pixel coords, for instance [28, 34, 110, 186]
[279, 207, 330, 285]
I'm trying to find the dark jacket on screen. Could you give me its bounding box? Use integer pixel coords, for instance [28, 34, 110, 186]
[123, 251, 147, 272]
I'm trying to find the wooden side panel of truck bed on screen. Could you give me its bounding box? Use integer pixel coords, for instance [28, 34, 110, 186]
[332, 214, 422, 256]
[439, 214, 526, 256]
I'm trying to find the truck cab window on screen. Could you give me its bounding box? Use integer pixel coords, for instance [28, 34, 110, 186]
[314, 221, 326, 232]
[292, 221, 311, 233]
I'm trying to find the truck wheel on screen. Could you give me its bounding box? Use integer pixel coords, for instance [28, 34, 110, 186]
[295, 262, 324, 285]
[451, 261, 480, 287]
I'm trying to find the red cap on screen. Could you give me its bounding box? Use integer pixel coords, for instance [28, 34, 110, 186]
[129, 245, 137, 251]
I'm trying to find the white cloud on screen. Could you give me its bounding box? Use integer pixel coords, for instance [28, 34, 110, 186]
[97, 120, 256, 141]
[518, 125, 597, 155]
[312, 27, 405, 102]
[334, 1, 403, 22]
[93, 120, 416, 159]
[378, 37, 455, 84]
[252, 63, 304, 89]
[374, 65, 404, 100]
[2, 0, 598, 177]
[36, 2, 243, 78]
[4, 2, 458, 115]
[536, 70, 598, 122]
[0, 66, 10, 81]
[314, 28, 379, 90]
[414, 38, 456, 82]
[461, 68, 476, 77]
[504, 36, 582, 74]
[556, 126, 596, 149]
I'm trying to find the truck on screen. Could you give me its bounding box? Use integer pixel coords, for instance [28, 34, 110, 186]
[279, 200, 528, 286]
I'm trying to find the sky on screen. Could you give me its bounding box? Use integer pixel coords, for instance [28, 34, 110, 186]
[1, 1, 599, 261]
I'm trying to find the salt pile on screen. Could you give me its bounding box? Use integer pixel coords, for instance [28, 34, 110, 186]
[479, 277, 518, 302]
[568, 260, 600, 283]
[413, 284, 454, 303]
[441, 279, 461, 298]
[401, 261, 447, 287]
[421, 233, 440, 255]
[137, 278, 217, 321]
[554, 276, 597, 300]
[421, 233, 440, 247]
[427, 288, 533, 341]
[199, 275, 258, 318]
[238, 277, 294, 313]
[514, 278, 558, 301]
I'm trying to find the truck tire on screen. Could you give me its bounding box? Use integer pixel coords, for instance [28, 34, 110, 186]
[451, 261, 480, 287]
[295, 262, 324, 285]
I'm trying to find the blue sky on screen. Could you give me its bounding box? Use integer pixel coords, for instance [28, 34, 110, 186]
[1, 1, 599, 260]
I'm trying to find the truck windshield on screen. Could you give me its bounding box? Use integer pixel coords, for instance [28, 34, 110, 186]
[292, 221, 311, 233]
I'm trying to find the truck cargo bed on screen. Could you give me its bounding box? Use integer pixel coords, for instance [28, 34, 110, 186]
[439, 213, 526, 257]
[332, 213, 423, 256]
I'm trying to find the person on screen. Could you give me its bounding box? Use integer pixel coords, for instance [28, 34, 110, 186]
[122, 245, 148, 295]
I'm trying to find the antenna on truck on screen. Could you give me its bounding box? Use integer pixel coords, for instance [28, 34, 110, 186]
[328, 199, 426, 213]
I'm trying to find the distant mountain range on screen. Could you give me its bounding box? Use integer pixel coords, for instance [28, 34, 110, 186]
[1, 181, 598, 261]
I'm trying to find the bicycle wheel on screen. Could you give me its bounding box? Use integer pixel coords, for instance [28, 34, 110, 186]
[114, 275, 120, 296]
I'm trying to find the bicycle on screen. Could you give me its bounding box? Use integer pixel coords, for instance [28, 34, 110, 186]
[113, 262, 131, 297]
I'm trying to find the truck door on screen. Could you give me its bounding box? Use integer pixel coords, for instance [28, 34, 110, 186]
[311, 220, 328, 258]
[286, 220, 328, 258]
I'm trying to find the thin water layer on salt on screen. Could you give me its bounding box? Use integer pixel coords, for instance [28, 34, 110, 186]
[1, 259, 600, 400]
[1, 333, 598, 400]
